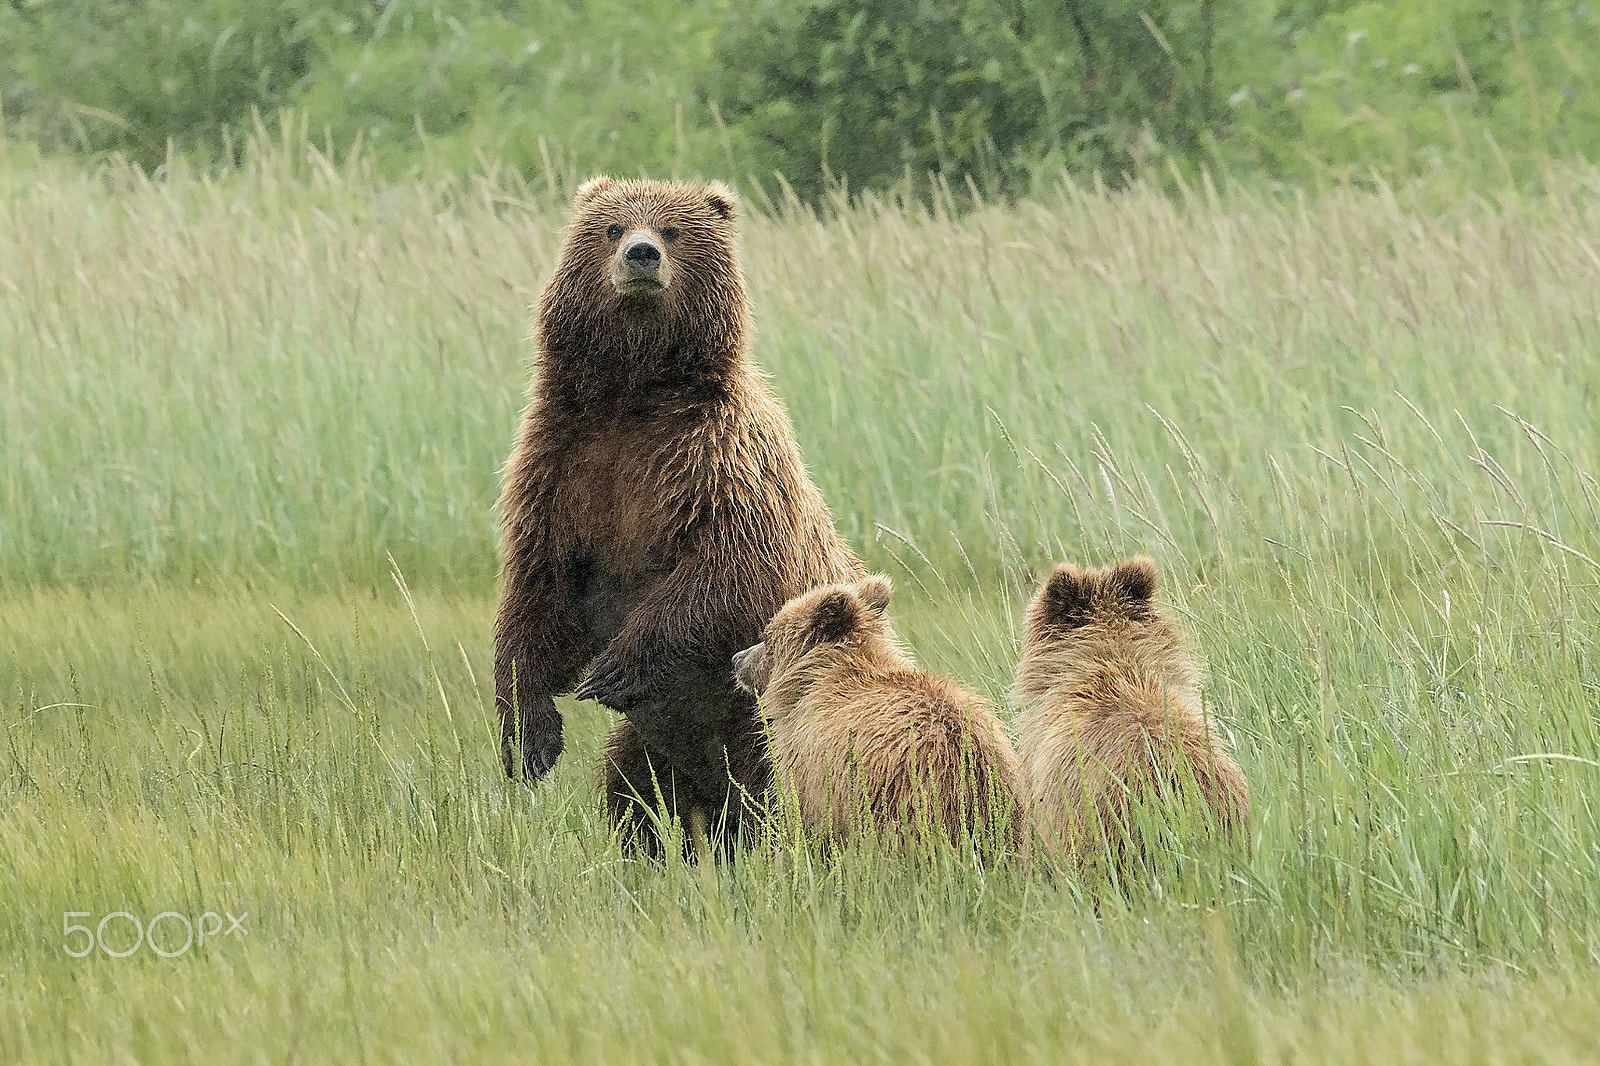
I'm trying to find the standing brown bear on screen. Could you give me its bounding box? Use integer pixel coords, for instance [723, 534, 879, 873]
[495, 176, 862, 855]
[732, 575, 1022, 854]
[1013, 557, 1250, 880]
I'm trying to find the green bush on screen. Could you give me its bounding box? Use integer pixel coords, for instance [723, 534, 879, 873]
[712, 0, 1274, 198]
[3, 0, 1600, 198]
[712, 0, 1044, 198]
[0, 0, 725, 184]
[0, 0, 365, 168]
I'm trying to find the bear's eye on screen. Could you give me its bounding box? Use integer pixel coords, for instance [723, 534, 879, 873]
[660, 226, 681, 242]
[605, 223, 623, 242]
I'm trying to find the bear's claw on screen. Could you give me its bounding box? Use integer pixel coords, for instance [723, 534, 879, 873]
[501, 694, 564, 783]
[512, 725, 564, 782]
[575, 654, 650, 711]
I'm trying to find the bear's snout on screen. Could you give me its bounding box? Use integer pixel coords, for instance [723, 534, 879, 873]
[612, 232, 670, 293]
[732, 642, 767, 694]
[612, 231, 672, 295]
[623, 238, 661, 270]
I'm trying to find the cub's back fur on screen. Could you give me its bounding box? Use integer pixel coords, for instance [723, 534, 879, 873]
[734, 576, 1020, 852]
[1013, 557, 1249, 875]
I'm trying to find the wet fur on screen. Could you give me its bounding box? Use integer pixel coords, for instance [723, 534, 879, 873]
[1013, 557, 1250, 878]
[738, 578, 1021, 853]
[494, 177, 862, 856]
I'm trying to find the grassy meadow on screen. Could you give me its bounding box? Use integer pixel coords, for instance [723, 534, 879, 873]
[3, 135, 1600, 1061]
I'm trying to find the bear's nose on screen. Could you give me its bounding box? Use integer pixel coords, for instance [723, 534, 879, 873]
[623, 238, 661, 273]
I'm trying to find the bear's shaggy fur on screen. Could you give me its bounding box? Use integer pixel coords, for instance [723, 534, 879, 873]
[1013, 557, 1250, 877]
[733, 576, 1021, 852]
[494, 176, 862, 855]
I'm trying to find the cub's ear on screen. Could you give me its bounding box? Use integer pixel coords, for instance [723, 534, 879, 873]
[1036, 564, 1094, 631]
[808, 588, 859, 645]
[705, 181, 737, 221]
[856, 574, 893, 617]
[1107, 556, 1158, 612]
[574, 176, 615, 205]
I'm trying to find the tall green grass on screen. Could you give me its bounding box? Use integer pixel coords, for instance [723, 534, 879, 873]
[2, 136, 1599, 1060]
[3, 138, 1598, 593]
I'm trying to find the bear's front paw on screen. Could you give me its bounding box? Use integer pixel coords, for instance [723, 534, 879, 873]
[575, 653, 651, 711]
[501, 694, 564, 783]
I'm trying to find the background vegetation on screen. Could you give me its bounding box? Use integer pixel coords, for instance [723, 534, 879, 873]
[3, 1, 1599, 1058]
[2, 134, 1599, 1058]
[5, 1, 1600, 199]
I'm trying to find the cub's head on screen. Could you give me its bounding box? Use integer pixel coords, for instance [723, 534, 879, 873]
[733, 575, 895, 700]
[1024, 556, 1159, 643]
[539, 177, 745, 376]
[1016, 556, 1195, 700]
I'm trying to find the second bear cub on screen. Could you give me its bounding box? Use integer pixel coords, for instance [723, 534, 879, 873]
[733, 576, 1020, 851]
[1014, 557, 1250, 877]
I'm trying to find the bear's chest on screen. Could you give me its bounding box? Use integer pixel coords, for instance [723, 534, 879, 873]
[554, 425, 685, 558]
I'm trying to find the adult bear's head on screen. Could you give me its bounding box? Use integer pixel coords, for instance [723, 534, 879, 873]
[536, 177, 748, 393]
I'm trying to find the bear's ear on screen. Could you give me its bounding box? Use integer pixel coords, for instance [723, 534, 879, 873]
[856, 574, 893, 617]
[1037, 564, 1094, 631]
[574, 176, 615, 206]
[807, 589, 859, 646]
[1106, 556, 1158, 613]
[705, 181, 737, 221]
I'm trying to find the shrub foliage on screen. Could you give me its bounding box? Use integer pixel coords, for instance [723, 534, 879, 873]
[3, 0, 1600, 195]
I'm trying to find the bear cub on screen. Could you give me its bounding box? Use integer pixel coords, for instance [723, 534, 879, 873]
[733, 575, 1021, 852]
[1013, 557, 1250, 878]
